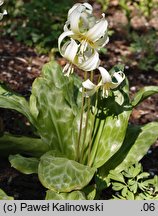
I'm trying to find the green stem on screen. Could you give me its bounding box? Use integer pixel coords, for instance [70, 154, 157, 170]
[79, 71, 93, 163]
[76, 71, 87, 162]
[88, 120, 105, 167]
[79, 96, 90, 163]
[87, 89, 99, 166]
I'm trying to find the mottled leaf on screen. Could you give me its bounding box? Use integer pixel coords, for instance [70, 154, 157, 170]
[38, 151, 96, 193]
[132, 86, 158, 107]
[88, 79, 132, 168]
[99, 122, 158, 177]
[0, 133, 49, 157]
[9, 154, 39, 174]
[45, 190, 86, 200]
[0, 84, 34, 125]
[0, 189, 13, 200]
[29, 61, 81, 160]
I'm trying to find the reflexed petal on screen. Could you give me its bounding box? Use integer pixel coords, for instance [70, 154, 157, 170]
[58, 31, 74, 53]
[113, 72, 125, 83]
[86, 14, 108, 42]
[68, 3, 93, 34]
[110, 72, 125, 89]
[98, 67, 112, 84]
[95, 34, 109, 48]
[79, 51, 100, 71]
[82, 79, 96, 90]
[64, 39, 78, 62]
[67, 3, 80, 17]
[82, 3, 93, 13]
[79, 87, 96, 97]
[69, 5, 84, 34]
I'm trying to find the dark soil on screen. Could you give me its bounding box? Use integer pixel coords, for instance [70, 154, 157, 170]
[0, 1, 158, 200]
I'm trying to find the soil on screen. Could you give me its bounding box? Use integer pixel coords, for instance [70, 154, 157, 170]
[0, 0, 158, 200]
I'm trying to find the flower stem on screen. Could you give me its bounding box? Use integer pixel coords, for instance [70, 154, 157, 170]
[87, 90, 98, 166]
[79, 95, 90, 163]
[76, 71, 87, 162]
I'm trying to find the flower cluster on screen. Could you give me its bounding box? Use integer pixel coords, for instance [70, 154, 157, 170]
[0, 0, 7, 20]
[58, 3, 125, 97]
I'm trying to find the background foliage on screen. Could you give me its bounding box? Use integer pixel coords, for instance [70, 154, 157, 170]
[1, 0, 74, 53]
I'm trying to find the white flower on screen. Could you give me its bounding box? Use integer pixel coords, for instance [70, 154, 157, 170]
[0, 0, 7, 20]
[82, 67, 125, 97]
[58, 31, 100, 76]
[64, 3, 109, 52]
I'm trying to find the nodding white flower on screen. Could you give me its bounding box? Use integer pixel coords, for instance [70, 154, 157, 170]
[0, 0, 7, 20]
[64, 3, 109, 52]
[82, 67, 125, 97]
[58, 31, 100, 76]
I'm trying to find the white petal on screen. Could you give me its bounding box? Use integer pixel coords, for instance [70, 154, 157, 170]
[82, 79, 96, 90]
[68, 3, 81, 17]
[82, 3, 93, 13]
[64, 39, 78, 62]
[3, 9, 7, 15]
[110, 72, 125, 89]
[113, 72, 125, 83]
[86, 14, 108, 42]
[79, 87, 96, 97]
[58, 31, 74, 54]
[69, 3, 93, 34]
[69, 5, 84, 34]
[79, 51, 100, 71]
[0, 0, 4, 6]
[64, 21, 70, 32]
[95, 34, 109, 48]
[98, 67, 112, 84]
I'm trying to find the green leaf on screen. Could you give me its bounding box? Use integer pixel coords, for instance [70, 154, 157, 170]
[132, 86, 158, 107]
[128, 181, 138, 194]
[108, 170, 125, 183]
[122, 186, 128, 197]
[82, 185, 96, 200]
[45, 190, 86, 200]
[115, 122, 158, 172]
[126, 191, 135, 200]
[112, 182, 125, 191]
[0, 133, 49, 157]
[99, 122, 158, 177]
[0, 84, 34, 125]
[89, 82, 131, 168]
[9, 154, 39, 174]
[29, 61, 81, 160]
[137, 172, 150, 181]
[0, 189, 14, 200]
[38, 151, 96, 193]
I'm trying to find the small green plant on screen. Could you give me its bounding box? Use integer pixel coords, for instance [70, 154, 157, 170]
[129, 31, 158, 72]
[134, 0, 157, 18]
[96, 0, 110, 11]
[0, 2, 158, 200]
[108, 163, 158, 200]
